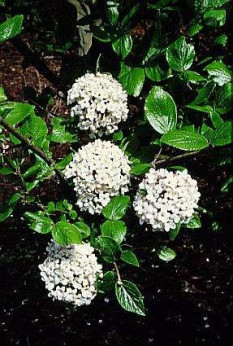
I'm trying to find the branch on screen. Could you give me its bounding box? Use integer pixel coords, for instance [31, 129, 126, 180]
[0, 116, 64, 183]
[113, 262, 122, 285]
[154, 150, 200, 166]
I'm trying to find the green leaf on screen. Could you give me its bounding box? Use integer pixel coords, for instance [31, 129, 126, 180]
[181, 71, 206, 84]
[144, 86, 177, 134]
[166, 36, 195, 72]
[209, 121, 233, 146]
[118, 63, 145, 97]
[121, 250, 139, 267]
[0, 87, 7, 102]
[52, 221, 82, 245]
[115, 280, 145, 316]
[131, 163, 152, 176]
[93, 26, 111, 42]
[4, 103, 34, 125]
[50, 118, 76, 143]
[0, 15, 24, 43]
[187, 104, 213, 114]
[221, 176, 233, 193]
[145, 64, 172, 82]
[215, 83, 233, 115]
[187, 18, 203, 37]
[169, 222, 181, 240]
[204, 9, 226, 27]
[55, 153, 73, 170]
[21, 115, 48, 147]
[102, 196, 130, 220]
[158, 247, 176, 261]
[112, 34, 133, 59]
[74, 221, 91, 239]
[113, 130, 123, 142]
[24, 212, 54, 234]
[98, 271, 116, 293]
[214, 34, 228, 47]
[101, 220, 126, 244]
[122, 3, 140, 26]
[47, 202, 56, 213]
[205, 61, 232, 86]
[0, 193, 21, 222]
[161, 130, 208, 151]
[186, 214, 201, 228]
[98, 236, 122, 263]
[107, 2, 119, 25]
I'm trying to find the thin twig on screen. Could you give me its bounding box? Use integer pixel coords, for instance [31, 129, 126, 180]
[113, 262, 122, 285]
[0, 116, 64, 183]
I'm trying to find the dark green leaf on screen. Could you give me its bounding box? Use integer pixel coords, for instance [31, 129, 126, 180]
[121, 250, 139, 267]
[112, 34, 133, 59]
[118, 63, 145, 97]
[115, 280, 145, 316]
[98, 271, 116, 293]
[166, 36, 195, 72]
[98, 236, 122, 263]
[209, 121, 233, 146]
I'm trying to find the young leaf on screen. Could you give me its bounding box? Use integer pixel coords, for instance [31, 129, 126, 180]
[112, 34, 133, 59]
[131, 163, 152, 176]
[158, 246, 176, 261]
[0, 15, 24, 42]
[118, 63, 145, 97]
[101, 220, 126, 244]
[55, 153, 73, 170]
[0, 193, 21, 222]
[144, 86, 177, 134]
[121, 250, 139, 267]
[4, 103, 34, 125]
[161, 130, 208, 151]
[102, 196, 130, 220]
[115, 280, 145, 316]
[0, 87, 7, 102]
[166, 36, 195, 72]
[52, 221, 82, 246]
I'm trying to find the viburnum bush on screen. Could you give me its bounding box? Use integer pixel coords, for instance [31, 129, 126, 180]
[0, 0, 232, 316]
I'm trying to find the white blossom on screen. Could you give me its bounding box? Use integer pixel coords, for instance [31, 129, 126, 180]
[39, 241, 103, 306]
[63, 139, 131, 214]
[67, 72, 128, 137]
[133, 168, 200, 232]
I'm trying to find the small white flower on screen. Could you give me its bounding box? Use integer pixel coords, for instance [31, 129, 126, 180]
[133, 168, 200, 232]
[67, 72, 128, 137]
[39, 241, 103, 307]
[63, 140, 131, 214]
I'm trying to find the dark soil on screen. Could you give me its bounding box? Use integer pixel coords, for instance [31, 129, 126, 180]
[0, 38, 233, 346]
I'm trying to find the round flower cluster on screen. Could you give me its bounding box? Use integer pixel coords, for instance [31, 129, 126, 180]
[63, 139, 131, 214]
[133, 168, 200, 232]
[67, 72, 128, 137]
[39, 241, 103, 306]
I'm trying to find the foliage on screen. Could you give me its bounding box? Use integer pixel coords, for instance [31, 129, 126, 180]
[0, 0, 232, 316]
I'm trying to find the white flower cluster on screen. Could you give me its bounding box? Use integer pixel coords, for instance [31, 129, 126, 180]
[67, 72, 128, 137]
[133, 168, 200, 232]
[64, 140, 131, 214]
[39, 241, 103, 306]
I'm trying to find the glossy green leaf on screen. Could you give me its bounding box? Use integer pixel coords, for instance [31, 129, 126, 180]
[144, 86, 177, 134]
[161, 130, 208, 151]
[118, 63, 145, 97]
[186, 214, 201, 228]
[115, 280, 145, 316]
[102, 196, 130, 220]
[52, 221, 82, 245]
[215, 83, 233, 115]
[98, 236, 122, 263]
[0, 87, 7, 102]
[166, 36, 195, 72]
[131, 163, 152, 176]
[158, 247, 176, 261]
[24, 211, 54, 234]
[5, 103, 34, 125]
[121, 250, 139, 267]
[112, 34, 133, 59]
[101, 220, 126, 244]
[205, 61, 232, 86]
[74, 221, 91, 239]
[204, 9, 226, 27]
[210, 121, 233, 146]
[145, 64, 172, 82]
[0, 15, 24, 43]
